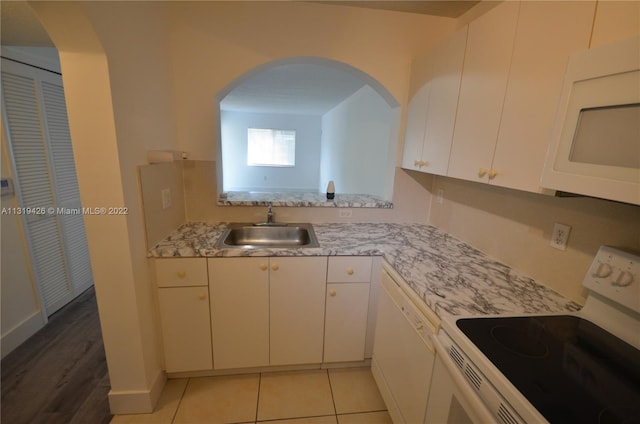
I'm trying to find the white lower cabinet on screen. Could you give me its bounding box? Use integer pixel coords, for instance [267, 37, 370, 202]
[324, 256, 374, 363]
[157, 287, 213, 373]
[208, 256, 327, 369]
[154, 258, 212, 373]
[324, 282, 370, 362]
[208, 257, 270, 369]
[270, 257, 327, 365]
[154, 255, 377, 373]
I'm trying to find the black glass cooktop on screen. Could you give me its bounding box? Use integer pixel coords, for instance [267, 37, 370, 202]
[457, 315, 640, 424]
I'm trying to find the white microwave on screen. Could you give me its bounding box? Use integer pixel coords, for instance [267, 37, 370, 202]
[541, 36, 640, 205]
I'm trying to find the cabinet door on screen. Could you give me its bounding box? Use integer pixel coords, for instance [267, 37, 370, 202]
[157, 287, 212, 372]
[402, 83, 431, 171]
[270, 257, 327, 365]
[327, 256, 372, 283]
[420, 25, 468, 176]
[324, 282, 370, 363]
[155, 258, 208, 287]
[447, 1, 520, 182]
[490, 1, 595, 192]
[402, 49, 436, 171]
[209, 258, 269, 369]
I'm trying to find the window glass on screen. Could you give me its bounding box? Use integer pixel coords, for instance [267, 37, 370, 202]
[247, 128, 296, 167]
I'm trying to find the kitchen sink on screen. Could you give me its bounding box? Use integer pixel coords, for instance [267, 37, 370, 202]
[215, 223, 320, 248]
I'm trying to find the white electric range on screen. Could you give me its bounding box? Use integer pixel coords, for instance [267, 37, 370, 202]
[430, 245, 640, 424]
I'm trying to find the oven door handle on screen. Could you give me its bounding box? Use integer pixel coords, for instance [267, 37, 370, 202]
[430, 333, 499, 424]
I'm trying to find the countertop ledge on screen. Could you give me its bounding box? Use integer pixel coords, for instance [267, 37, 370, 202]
[150, 222, 581, 318]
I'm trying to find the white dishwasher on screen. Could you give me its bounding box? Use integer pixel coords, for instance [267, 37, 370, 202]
[372, 263, 438, 424]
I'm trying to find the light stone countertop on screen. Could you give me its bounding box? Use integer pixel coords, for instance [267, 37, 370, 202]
[217, 192, 393, 208]
[149, 222, 581, 318]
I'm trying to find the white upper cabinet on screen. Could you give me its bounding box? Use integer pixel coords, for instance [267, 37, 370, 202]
[401, 26, 467, 175]
[404, 0, 596, 194]
[402, 54, 435, 171]
[421, 26, 468, 176]
[447, 1, 520, 183]
[489, 1, 595, 192]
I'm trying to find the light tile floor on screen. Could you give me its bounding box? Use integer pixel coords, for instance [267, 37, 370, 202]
[110, 367, 391, 424]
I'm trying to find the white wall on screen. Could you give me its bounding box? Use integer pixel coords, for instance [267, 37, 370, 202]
[167, 1, 455, 161]
[320, 85, 396, 198]
[221, 111, 321, 192]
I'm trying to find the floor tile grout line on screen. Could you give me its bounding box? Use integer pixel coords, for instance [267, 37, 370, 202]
[170, 377, 190, 424]
[255, 412, 338, 423]
[325, 368, 339, 417]
[255, 372, 263, 423]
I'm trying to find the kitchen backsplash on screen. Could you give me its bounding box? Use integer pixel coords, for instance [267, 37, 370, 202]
[430, 176, 640, 303]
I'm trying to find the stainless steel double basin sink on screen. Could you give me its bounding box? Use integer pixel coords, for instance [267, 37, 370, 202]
[215, 223, 319, 249]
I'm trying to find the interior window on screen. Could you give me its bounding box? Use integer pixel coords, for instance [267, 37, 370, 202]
[247, 128, 296, 167]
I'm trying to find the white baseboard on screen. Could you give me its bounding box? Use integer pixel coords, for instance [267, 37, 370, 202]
[1, 310, 45, 359]
[108, 369, 167, 414]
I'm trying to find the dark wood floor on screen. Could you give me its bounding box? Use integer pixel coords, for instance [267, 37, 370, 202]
[1, 286, 112, 424]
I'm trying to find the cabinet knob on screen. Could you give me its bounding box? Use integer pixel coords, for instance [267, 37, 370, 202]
[346, 268, 354, 275]
[478, 168, 488, 178]
[414, 160, 427, 168]
[488, 169, 498, 179]
[329, 290, 337, 297]
[177, 270, 186, 278]
[271, 263, 279, 271]
[198, 293, 206, 300]
[260, 263, 268, 271]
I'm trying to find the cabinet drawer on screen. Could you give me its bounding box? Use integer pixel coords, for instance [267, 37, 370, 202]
[155, 258, 208, 287]
[327, 256, 372, 283]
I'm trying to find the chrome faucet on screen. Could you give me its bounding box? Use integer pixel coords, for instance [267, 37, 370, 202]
[266, 203, 274, 224]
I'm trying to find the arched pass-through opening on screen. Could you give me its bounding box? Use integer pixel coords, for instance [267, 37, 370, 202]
[215, 56, 401, 206]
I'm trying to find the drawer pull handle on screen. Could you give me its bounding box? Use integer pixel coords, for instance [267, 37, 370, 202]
[329, 290, 337, 297]
[177, 271, 186, 278]
[346, 268, 354, 275]
[271, 263, 279, 271]
[260, 263, 268, 271]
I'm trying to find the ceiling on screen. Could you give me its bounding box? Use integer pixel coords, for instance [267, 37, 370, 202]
[313, 1, 480, 18]
[1, 1, 54, 47]
[220, 64, 367, 115]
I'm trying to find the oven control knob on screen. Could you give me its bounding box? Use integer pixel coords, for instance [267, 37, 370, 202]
[612, 271, 634, 287]
[592, 263, 613, 278]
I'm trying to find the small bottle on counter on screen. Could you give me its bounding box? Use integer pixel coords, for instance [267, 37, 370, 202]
[326, 180, 335, 200]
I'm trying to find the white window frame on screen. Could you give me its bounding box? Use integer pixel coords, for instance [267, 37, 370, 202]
[247, 128, 296, 167]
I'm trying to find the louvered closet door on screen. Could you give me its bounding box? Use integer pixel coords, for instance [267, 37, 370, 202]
[1, 58, 93, 316]
[40, 80, 93, 295]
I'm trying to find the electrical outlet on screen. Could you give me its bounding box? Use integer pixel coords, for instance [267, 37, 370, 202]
[339, 209, 352, 218]
[161, 188, 172, 209]
[550, 223, 571, 251]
